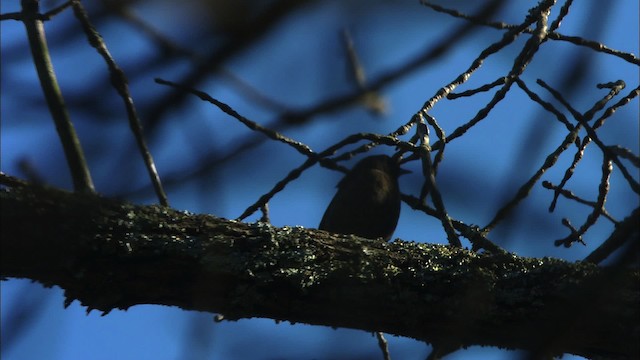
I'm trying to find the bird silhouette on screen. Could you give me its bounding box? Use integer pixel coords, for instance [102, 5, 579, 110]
[319, 155, 408, 241]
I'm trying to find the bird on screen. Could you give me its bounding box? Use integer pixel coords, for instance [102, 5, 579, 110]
[319, 155, 409, 241]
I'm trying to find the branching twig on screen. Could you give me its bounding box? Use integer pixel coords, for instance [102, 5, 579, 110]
[542, 181, 617, 223]
[432, 1, 549, 145]
[416, 116, 460, 247]
[421, 0, 639, 65]
[554, 156, 612, 247]
[237, 132, 420, 221]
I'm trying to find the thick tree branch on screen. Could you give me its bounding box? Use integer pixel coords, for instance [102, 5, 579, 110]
[1, 181, 638, 359]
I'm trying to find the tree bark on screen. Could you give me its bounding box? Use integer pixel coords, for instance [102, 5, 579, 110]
[1, 182, 638, 359]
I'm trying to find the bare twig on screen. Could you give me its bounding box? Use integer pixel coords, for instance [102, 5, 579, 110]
[71, 1, 169, 206]
[417, 116, 461, 247]
[584, 207, 640, 264]
[20, 0, 95, 193]
[483, 125, 578, 232]
[515, 78, 576, 131]
[155, 78, 315, 157]
[376, 332, 391, 360]
[342, 28, 386, 115]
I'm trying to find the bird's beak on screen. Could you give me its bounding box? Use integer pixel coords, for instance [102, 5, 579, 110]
[398, 168, 411, 176]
